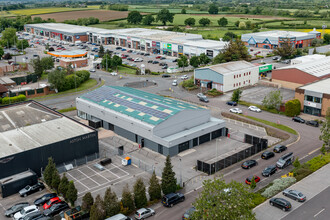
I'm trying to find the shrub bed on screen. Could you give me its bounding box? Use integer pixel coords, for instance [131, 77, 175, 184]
[261, 177, 296, 198]
[1, 94, 26, 105]
[182, 78, 198, 90]
[207, 88, 223, 97]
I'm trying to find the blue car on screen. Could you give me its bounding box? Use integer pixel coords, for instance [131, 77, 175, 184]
[121, 48, 127, 51]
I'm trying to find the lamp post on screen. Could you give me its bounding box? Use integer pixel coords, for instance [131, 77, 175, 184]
[179, 158, 182, 187]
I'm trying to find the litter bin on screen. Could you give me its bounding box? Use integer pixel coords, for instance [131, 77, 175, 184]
[122, 157, 131, 166]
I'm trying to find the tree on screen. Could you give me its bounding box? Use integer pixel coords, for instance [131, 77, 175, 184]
[3, 52, 12, 60]
[274, 38, 296, 59]
[111, 55, 122, 72]
[189, 56, 200, 68]
[199, 18, 211, 26]
[30, 57, 44, 78]
[142, 14, 154, 25]
[234, 20, 240, 27]
[218, 17, 228, 27]
[101, 54, 112, 71]
[127, 11, 142, 24]
[1, 27, 17, 48]
[208, 4, 218, 14]
[239, 21, 247, 29]
[199, 53, 210, 65]
[51, 170, 61, 192]
[178, 55, 189, 71]
[319, 108, 330, 152]
[148, 171, 161, 201]
[222, 32, 237, 41]
[250, 177, 256, 189]
[48, 69, 66, 92]
[16, 39, 29, 50]
[43, 157, 56, 187]
[324, 33, 330, 44]
[191, 178, 255, 219]
[262, 90, 283, 110]
[121, 184, 135, 214]
[82, 192, 94, 213]
[184, 18, 196, 26]
[213, 39, 249, 64]
[181, 8, 186, 14]
[161, 155, 177, 195]
[293, 157, 301, 168]
[156, 9, 174, 26]
[41, 56, 54, 70]
[66, 181, 78, 206]
[133, 178, 147, 209]
[98, 45, 105, 58]
[104, 187, 120, 217]
[58, 173, 69, 199]
[90, 195, 106, 220]
[231, 88, 242, 102]
[285, 99, 301, 117]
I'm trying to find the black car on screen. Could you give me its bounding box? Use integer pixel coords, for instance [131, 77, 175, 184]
[160, 57, 166, 60]
[147, 60, 153, 63]
[199, 96, 209, 103]
[162, 65, 168, 69]
[22, 211, 44, 220]
[182, 207, 195, 220]
[115, 47, 122, 50]
[5, 202, 29, 217]
[127, 57, 133, 61]
[292, 116, 305, 123]
[140, 52, 145, 55]
[162, 193, 185, 207]
[144, 53, 150, 56]
[159, 62, 167, 66]
[273, 145, 287, 153]
[306, 120, 319, 127]
[226, 101, 237, 106]
[269, 198, 291, 211]
[152, 61, 159, 64]
[261, 151, 275, 160]
[34, 193, 57, 206]
[162, 74, 171, 78]
[19, 182, 45, 197]
[172, 59, 178, 62]
[262, 165, 277, 177]
[127, 50, 133, 53]
[43, 202, 69, 217]
[241, 160, 258, 169]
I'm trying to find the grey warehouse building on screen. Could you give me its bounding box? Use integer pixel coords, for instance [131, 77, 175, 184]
[0, 101, 99, 180]
[76, 86, 226, 156]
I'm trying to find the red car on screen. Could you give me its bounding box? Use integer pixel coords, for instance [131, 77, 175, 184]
[43, 197, 61, 210]
[121, 56, 127, 59]
[245, 175, 261, 185]
[56, 48, 62, 50]
[156, 56, 162, 59]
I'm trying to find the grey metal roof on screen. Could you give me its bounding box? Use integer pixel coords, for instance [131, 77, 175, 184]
[300, 78, 330, 94]
[198, 61, 257, 75]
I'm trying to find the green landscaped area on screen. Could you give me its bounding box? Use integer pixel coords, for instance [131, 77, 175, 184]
[117, 65, 138, 75]
[9, 6, 97, 16]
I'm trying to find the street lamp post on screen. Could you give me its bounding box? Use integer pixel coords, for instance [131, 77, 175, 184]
[179, 158, 182, 187]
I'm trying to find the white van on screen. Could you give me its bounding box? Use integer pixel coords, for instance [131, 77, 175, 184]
[75, 40, 82, 46]
[105, 214, 132, 220]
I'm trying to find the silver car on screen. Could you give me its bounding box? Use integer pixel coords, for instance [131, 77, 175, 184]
[283, 189, 306, 202]
[135, 208, 155, 219]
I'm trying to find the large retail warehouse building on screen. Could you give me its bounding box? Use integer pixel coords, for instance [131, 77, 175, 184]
[24, 23, 227, 58]
[76, 86, 226, 156]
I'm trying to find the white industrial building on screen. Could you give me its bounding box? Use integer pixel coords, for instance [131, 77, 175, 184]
[290, 54, 326, 65]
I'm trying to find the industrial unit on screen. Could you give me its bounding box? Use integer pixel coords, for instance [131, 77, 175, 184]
[76, 86, 226, 156]
[194, 61, 259, 92]
[24, 23, 228, 58]
[241, 29, 320, 49]
[0, 101, 99, 180]
[295, 78, 330, 116]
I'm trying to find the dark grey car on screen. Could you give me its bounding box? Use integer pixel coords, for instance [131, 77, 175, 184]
[283, 189, 306, 202]
[5, 203, 29, 217]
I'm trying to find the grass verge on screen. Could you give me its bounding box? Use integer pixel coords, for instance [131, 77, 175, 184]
[58, 107, 77, 113]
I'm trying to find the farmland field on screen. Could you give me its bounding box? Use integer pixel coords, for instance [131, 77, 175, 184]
[9, 7, 97, 16]
[263, 19, 330, 28]
[128, 4, 206, 14]
[31, 10, 134, 22]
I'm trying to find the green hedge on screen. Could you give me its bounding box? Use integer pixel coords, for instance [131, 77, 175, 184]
[182, 78, 198, 90]
[1, 94, 26, 105]
[58, 70, 90, 92]
[207, 88, 223, 97]
[285, 99, 301, 117]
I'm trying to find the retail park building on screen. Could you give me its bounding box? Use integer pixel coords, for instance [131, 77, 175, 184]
[24, 23, 228, 58]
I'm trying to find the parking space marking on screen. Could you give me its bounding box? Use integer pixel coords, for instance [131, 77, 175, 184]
[86, 165, 110, 183]
[0, 202, 5, 211]
[66, 172, 90, 190]
[103, 166, 121, 178]
[314, 208, 325, 218]
[76, 169, 101, 186]
[111, 163, 130, 176]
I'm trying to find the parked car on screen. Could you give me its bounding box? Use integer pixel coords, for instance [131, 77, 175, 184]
[282, 189, 306, 202]
[197, 93, 206, 99]
[172, 80, 178, 86]
[181, 75, 188, 80]
[135, 208, 155, 219]
[19, 182, 45, 197]
[261, 151, 275, 160]
[226, 101, 237, 106]
[144, 53, 150, 56]
[162, 193, 185, 207]
[162, 65, 168, 69]
[182, 207, 196, 220]
[199, 96, 209, 103]
[248, 106, 261, 112]
[43, 202, 69, 217]
[269, 198, 291, 211]
[43, 197, 61, 210]
[110, 72, 118, 76]
[115, 47, 122, 50]
[147, 60, 153, 63]
[162, 74, 171, 78]
[276, 152, 294, 169]
[5, 203, 29, 217]
[159, 62, 166, 66]
[156, 56, 162, 59]
[130, 63, 137, 67]
[134, 57, 143, 62]
[172, 59, 178, 62]
[306, 120, 319, 127]
[34, 193, 57, 206]
[127, 50, 133, 53]
[160, 57, 166, 60]
[292, 116, 305, 123]
[127, 57, 134, 61]
[14, 205, 39, 220]
[273, 145, 287, 153]
[245, 175, 260, 185]
[272, 56, 280, 60]
[22, 211, 44, 220]
[262, 165, 277, 177]
[229, 108, 242, 114]
[241, 160, 258, 169]
[152, 61, 159, 64]
[121, 48, 126, 51]
[89, 69, 96, 72]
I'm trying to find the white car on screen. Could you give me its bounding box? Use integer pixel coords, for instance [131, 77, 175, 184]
[172, 80, 178, 86]
[14, 205, 38, 220]
[181, 75, 188, 80]
[248, 106, 261, 112]
[89, 69, 96, 72]
[197, 93, 206, 99]
[230, 108, 242, 114]
[110, 72, 118, 76]
[134, 57, 143, 62]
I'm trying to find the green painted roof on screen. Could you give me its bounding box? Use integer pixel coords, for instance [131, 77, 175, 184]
[80, 86, 202, 125]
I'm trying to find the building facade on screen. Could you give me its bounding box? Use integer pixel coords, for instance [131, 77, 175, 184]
[194, 61, 259, 92]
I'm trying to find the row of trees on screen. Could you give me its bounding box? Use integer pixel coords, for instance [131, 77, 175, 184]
[30, 56, 54, 78]
[63, 17, 100, 26]
[127, 9, 174, 26]
[1, 27, 29, 49]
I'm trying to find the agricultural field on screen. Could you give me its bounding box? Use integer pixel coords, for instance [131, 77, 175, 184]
[9, 7, 97, 16]
[31, 10, 134, 22]
[128, 5, 206, 14]
[263, 19, 330, 28]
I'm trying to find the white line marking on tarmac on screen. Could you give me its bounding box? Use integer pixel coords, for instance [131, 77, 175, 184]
[66, 172, 90, 190]
[76, 169, 101, 186]
[314, 208, 325, 218]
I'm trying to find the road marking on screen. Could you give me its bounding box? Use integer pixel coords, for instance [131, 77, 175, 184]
[300, 147, 321, 160]
[76, 169, 101, 186]
[314, 208, 325, 218]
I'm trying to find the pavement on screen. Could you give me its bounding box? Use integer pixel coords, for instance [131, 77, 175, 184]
[254, 162, 330, 220]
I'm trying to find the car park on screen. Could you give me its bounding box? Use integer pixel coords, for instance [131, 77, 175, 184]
[306, 120, 319, 127]
[273, 145, 287, 153]
[245, 175, 260, 185]
[199, 96, 209, 103]
[14, 205, 39, 220]
[229, 108, 242, 114]
[162, 74, 171, 78]
[19, 182, 45, 197]
[261, 151, 275, 160]
[241, 160, 258, 169]
[5, 202, 29, 217]
[262, 165, 277, 177]
[43, 202, 69, 217]
[181, 75, 188, 80]
[248, 106, 261, 112]
[226, 101, 237, 106]
[182, 207, 195, 220]
[43, 197, 61, 210]
[276, 152, 294, 169]
[162, 193, 185, 207]
[292, 116, 305, 123]
[282, 189, 306, 202]
[269, 198, 291, 211]
[134, 208, 155, 219]
[34, 193, 57, 206]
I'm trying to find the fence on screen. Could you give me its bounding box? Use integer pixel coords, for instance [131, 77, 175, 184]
[56, 153, 99, 173]
[197, 134, 268, 175]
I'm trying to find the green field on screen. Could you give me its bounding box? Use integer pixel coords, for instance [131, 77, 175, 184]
[10, 6, 97, 16]
[264, 19, 330, 28]
[128, 5, 206, 14]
